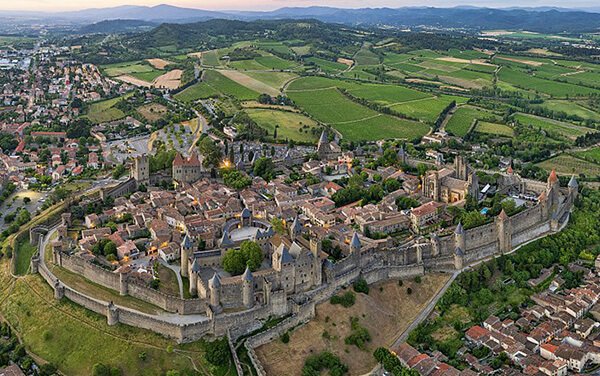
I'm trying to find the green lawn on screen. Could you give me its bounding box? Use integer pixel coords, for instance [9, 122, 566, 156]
[475, 121, 514, 137]
[85, 96, 127, 124]
[246, 109, 320, 143]
[13, 238, 37, 276]
[0, 261, 233, 376]
[445, 106, 501, 137]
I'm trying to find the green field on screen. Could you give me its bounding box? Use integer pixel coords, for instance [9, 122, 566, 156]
[287, 87, 429, 141]
[536, 154, 600, 177]
[246, 109, 320, 143]
[535, 100, 600, 121]
[390, 95, 468, 123]
[347, 83, 432, 105]
[85, 96, 128, 123]
[129, 69, 164, 83]
[475, 121, 514, 137]
[445, 106, 501, 137]
[498, 67, 599, 97]
[513, 113, 595, 140]
[203, 70, 259, 101]
[101, 61, 156, 77]
[575, 148, 600, 164]
[173, 81, 220, 103]
[244, 71, 298, 89]
[354, 45, 380, 66]
[13, 238, 37, 275]
[305, 57, 348, 74]
[0, 261, 233, 376]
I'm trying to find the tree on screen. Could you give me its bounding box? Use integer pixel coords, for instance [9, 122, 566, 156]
[198, 137, 222, 168]
[253, 157, 275, 181]
[205, 338, 230, 366]
[222, 241, 263, 275]
[112, 164, 126, 179]
[103, 241, 117, 257]
[222, 170, 251, 190]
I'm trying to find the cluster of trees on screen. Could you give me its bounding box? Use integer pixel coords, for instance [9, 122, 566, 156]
[222, 169, 252, 190]
[330, 291, 356, 307]
[204, 338, 231, 366]
[253, 157, 275, 182]
[332, 172, 403, 208]
[344, 317, 371, 350]
[198, 136, 223, 168]
[91, 239, 118, 260]
[0, 131, 18, 153]
[222, 241, 263, 275]
[92, 363, 121, 376]
[373, 347, 419, 376]
[1, 208, 31, 240]
[302, 351, 348, 376]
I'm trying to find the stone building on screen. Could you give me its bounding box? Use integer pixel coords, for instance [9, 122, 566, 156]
[422, 155, 479, 203]
[316, 130, 341, 161]
[172, 152, 204, 186]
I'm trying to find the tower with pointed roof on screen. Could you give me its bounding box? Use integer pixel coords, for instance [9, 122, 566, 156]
[189, 258, 200, 296]
[208, 273, 222, 311]
[568, 175, 579, 204]
[454, 222, 465, 251]
[496, 209, 512, 254]
[289, 216, 302, 241]
[241, 266, 254, 309]
[180, 233, 193, 278]
[547, 169, 560, 213]
[316, 129, 341, 161]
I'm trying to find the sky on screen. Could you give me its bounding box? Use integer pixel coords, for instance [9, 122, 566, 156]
[0, 0, 598, 12]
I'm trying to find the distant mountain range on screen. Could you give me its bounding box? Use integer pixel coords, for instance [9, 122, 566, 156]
[4, 4, 600, 34]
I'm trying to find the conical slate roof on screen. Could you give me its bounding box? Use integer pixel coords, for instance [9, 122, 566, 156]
[242, 265, 253, 282]
[455, 247, 464, 256]
[318, 130, 328, 145]
[182, 233, 193, 249]
[350, 232, 361, 249]
[220, 229, 234, 247]
[191, 258, 201, 273]
[568, 175, 578, 189]
[209, 273, 221, 288]
[455, 222, 464, 235]
[291, 216, 302, 234]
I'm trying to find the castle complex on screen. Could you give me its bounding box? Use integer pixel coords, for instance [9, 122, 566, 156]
[32, 148, 577, 354]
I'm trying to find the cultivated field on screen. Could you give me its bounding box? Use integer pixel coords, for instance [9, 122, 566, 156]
[537, 154, 600, 177]
[153, 69, 183, 89]
[146, 58, 172, 69]
[513, 113, 595, 140]
[173, 82, 220, 103]
[475, 121, 514, 137]
[256, 274, 450, 376]
[217, 69, 280, 96]
[445, 106, 501, 137]
[246, 109, 320, 143]
[115, 75, 153, 87]
[203, 70, 259, 101]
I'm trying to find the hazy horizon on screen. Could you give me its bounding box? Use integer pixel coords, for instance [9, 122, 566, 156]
[1, 0, 599, 13]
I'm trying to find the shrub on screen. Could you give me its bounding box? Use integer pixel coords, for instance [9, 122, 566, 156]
[398, 280, 403, 286]
[330, 291, 356, 307]
[302, 351, 348, 376]
[281, 332, 290, 343]
[407, 287, 413, 295]
[344, 317, 371, 350]
[414, 276, 422, 284]
[353, 278, 369, 294]
[205, 338, 230, 366]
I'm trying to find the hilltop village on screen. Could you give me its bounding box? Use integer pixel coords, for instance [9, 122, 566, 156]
[27, 125, 577, 374]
